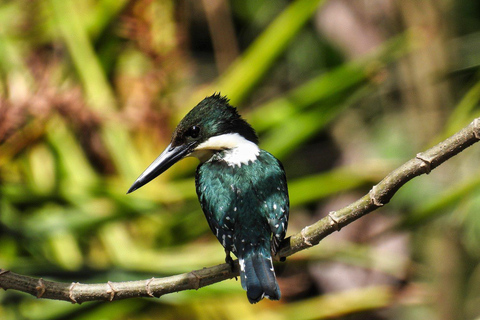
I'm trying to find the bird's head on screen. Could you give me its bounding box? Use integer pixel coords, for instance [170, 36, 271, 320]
[127, 94, 258, 193]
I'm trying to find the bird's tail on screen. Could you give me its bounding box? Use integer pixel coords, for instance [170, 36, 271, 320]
[239, 250, 280, 304]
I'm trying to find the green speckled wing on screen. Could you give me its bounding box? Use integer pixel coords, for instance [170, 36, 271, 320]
[195, 150, 289, 255]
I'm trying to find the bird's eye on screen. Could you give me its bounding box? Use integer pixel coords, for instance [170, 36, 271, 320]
[186, 125, 200, 139]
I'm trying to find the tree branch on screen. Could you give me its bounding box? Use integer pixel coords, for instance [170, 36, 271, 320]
[1, 118, 479, 303]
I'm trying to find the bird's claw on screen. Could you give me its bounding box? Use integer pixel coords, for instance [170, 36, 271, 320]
[225, 250, 236, 276]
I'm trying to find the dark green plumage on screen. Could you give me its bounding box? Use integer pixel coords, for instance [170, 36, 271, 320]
[128, 94, 289, 303]
[196, 149, 288, 303]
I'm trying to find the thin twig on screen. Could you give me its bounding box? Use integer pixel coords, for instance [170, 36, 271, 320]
[1, 117, 479, 303]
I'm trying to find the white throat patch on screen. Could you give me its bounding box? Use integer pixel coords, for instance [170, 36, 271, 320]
[192, 133, 260, 167]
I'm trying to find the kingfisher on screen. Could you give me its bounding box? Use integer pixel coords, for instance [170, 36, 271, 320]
[127, 94, 289, 303]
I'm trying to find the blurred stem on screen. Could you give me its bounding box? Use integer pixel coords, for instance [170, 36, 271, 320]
[102, 124, 144, 182]
[445, 77, 480, 137]
[87, 0, 129, 39]
[0, 35, 35, 96]
[49, 0, 142, 181]
[260, 86, 369, 158]
[49, 0, 116, 112]
[201, 0, 239, 73]
[428, 228, 466, 320]
[399, 173, 480, 229]
[245, 33, 411, 159]
[248, 31, 412, 132]
[190, 0, 326, 107]
[218, 0, 325, 103]
[288, 164, 382, 206]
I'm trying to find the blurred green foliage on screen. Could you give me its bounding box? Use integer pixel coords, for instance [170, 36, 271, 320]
[1, 0, 480, 319]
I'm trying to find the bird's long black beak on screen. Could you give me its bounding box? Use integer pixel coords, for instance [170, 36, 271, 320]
[127, 143, 192, 194]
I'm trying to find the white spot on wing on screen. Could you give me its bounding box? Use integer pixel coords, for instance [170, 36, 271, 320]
[192, 133, 260, 167]
[239, 258, 245, 272]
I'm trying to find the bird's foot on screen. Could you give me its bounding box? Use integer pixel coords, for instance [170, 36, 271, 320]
[224, 250, 237, 279]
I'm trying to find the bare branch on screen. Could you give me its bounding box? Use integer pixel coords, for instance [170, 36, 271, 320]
[277, 117, 480, 257]
[1, 117, 479, 303]
[0, 264, 238, 303]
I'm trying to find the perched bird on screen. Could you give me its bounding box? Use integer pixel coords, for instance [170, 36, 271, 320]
[128, 94, 289, 303]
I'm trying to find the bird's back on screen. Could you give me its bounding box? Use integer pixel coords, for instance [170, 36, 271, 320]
[195, 149, 289, 302]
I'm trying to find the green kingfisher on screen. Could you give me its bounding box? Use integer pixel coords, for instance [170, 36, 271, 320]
[127, 94, 289, 303]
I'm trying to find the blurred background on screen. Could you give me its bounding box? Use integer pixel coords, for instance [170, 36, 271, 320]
[1, 0, 480, 319]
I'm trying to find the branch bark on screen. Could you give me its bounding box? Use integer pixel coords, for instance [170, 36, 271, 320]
[1, 118, 479, 303]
